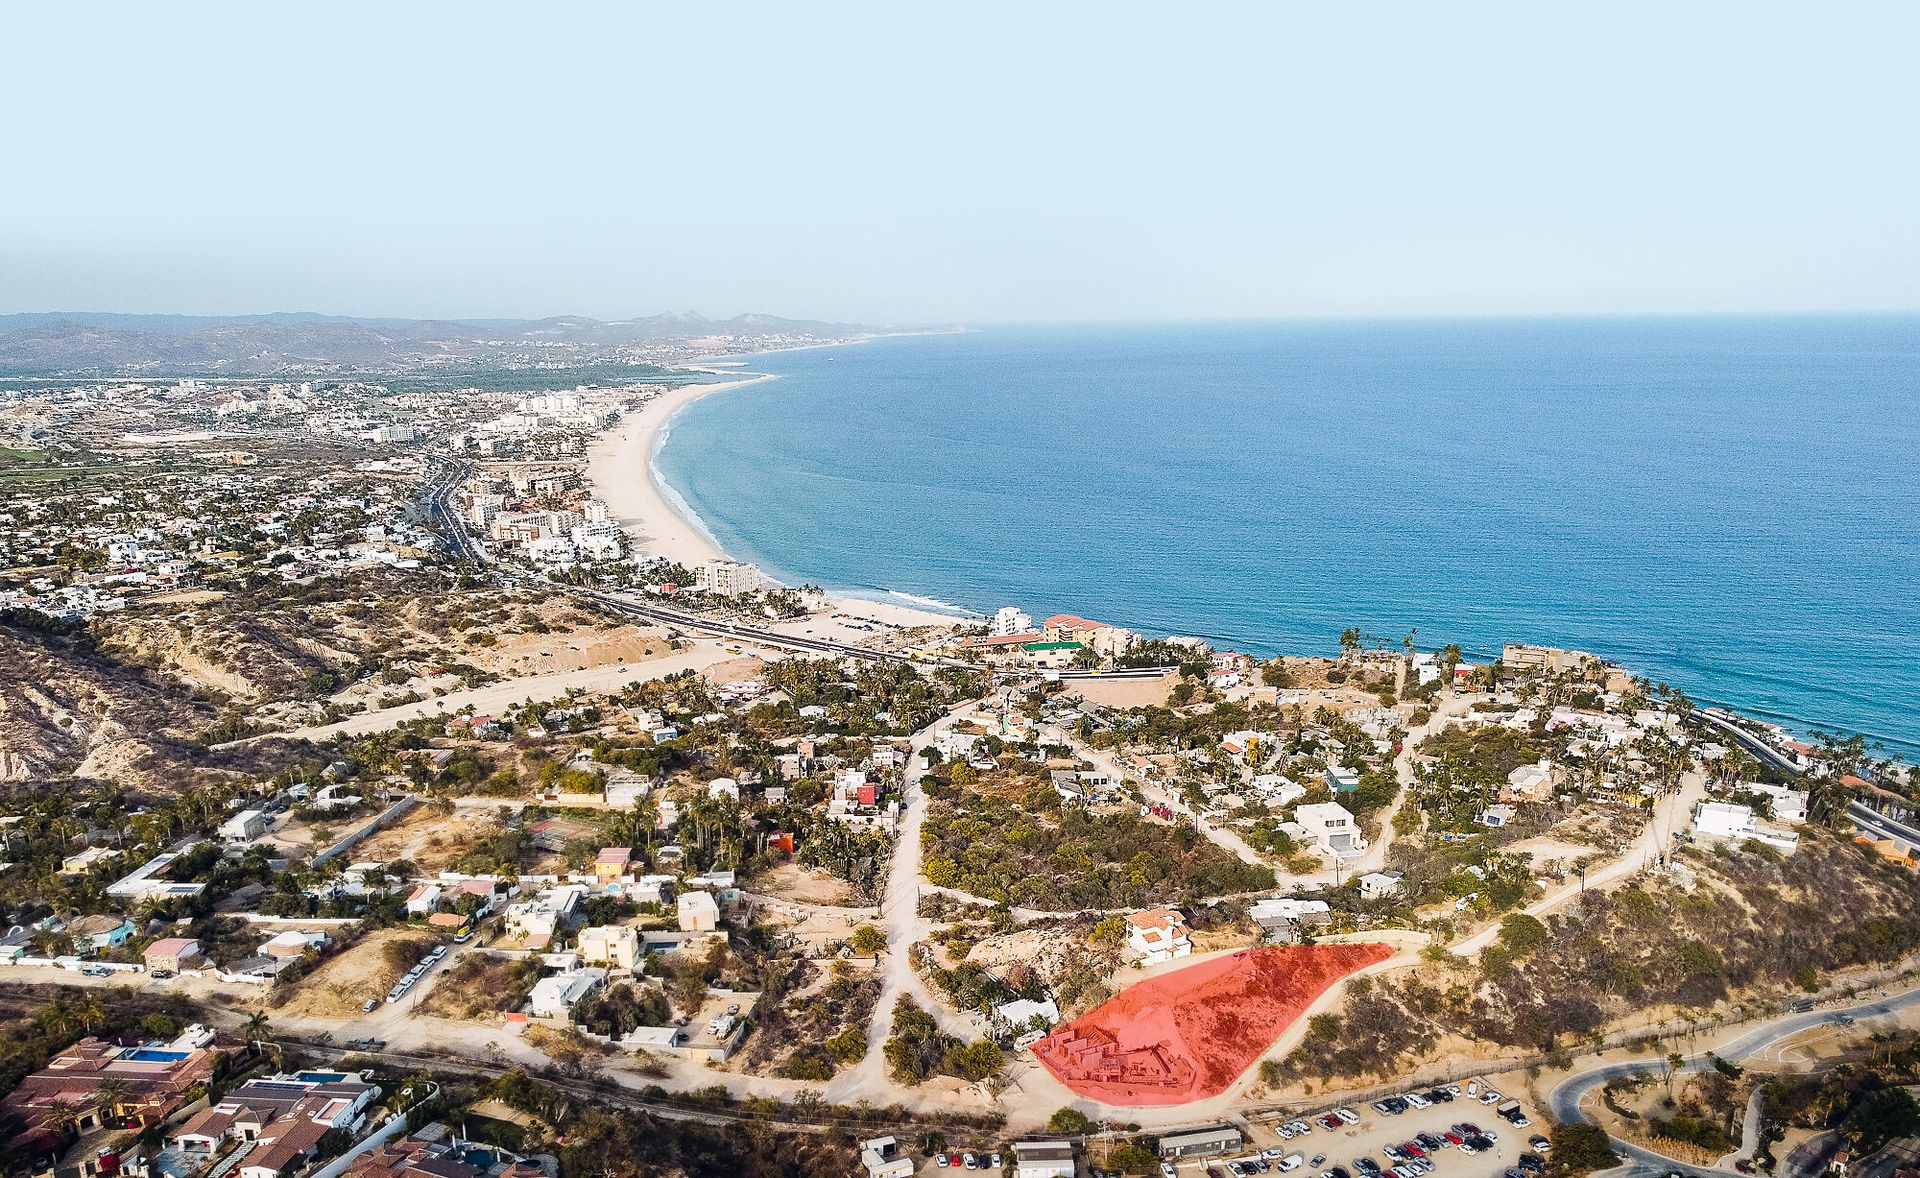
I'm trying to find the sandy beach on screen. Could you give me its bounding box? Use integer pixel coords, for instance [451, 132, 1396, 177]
[584, 375, 968, 634]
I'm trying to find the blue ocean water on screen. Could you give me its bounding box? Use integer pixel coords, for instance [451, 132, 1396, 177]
[654, 318, 1920, 752]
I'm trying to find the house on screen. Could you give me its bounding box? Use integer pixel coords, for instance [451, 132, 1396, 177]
[594, 846, 633, 884]
[1477, 803, 1517, 828]
[1014, 1140, 1077, 1178]
[171, 1070, 380, 1178]
[67, 913, 135, 952]
[1326, 764, 1361, 793]
[1124, 907, 1192, 965]
[1356, 869, 1405, 900]
[427, 912, 471, 935]
[259, 929, 327, 960]
[1294, 802, 1368, 860]
[219, 809, 273, 843]
[579, 924, 641, 970]
[1734, 782, 1809, 824]
[344, 1135, 544, 1178]
[504, 885, 586, 941]
[1693, 801, 1799, 854]
[1159, 1124, 1244, 1160]
[404, 883, 442, 917]
[144, 936, 203, 973]
[3, 1026, 226, 1152]
[1249, 897, 1332, 942]
[861, 1136, 917, 1178]
[527, 967, 606, 1018]
[678, 890, 720, 932]
[1050, 770, 1091, 805]
[1505, 761, 1555, 803]
[1251, 775, 1307, 807]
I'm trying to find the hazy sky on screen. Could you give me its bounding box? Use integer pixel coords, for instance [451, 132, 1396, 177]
[5, 2, 1917, 324]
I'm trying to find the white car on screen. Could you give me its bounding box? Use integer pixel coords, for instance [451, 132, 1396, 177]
[1279, 1155, 1304, 1173]
[1404, 1093, 1431, 1109]
[1481, 1090, 1503, 1105]
[1263, 1151, 1286, 1162]
[1278, 1127, 1297, 1140]
[1335, 1108, 1360, 1125]
[1162, 1167, 1178, 1178]
[1288, 1122, 1313, 1136]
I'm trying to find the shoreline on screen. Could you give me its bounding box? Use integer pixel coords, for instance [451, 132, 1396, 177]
[584, 372, 972, 632]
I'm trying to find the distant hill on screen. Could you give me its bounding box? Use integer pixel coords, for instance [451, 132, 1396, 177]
[0, 310, 880, 376]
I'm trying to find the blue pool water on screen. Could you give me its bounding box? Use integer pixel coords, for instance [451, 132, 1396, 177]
[654, 317, 1920, 752]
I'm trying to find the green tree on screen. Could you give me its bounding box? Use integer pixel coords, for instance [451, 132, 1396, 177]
[1047, 1107, 1094, 1135]
[1547, 1123, 1620, 1176]
[850, 925, 887, 957]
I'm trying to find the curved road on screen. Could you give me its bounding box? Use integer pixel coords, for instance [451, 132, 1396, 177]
[1548, 983, 1920, 1176]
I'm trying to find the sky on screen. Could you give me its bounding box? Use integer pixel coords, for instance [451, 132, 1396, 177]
[4, 2, 1917, 325]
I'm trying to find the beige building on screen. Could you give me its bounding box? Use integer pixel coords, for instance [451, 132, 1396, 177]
[578, 924, 641, 971]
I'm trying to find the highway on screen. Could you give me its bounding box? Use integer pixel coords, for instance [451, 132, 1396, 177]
[416, 456, 974, 670]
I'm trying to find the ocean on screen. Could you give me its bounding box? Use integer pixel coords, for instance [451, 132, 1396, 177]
[653, 317, 1920, 753]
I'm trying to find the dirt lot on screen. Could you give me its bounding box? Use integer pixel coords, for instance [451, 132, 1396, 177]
[480, 621, 673, 677]
[418, 953, 542, 1021]
[353, 808, 501, 873]
[274, 928, 439, 1018]
[1061, 672, 1179, 709]
[755, 863, 860, 906]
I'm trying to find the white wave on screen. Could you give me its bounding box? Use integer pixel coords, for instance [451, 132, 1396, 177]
[884, 589, 982, 617]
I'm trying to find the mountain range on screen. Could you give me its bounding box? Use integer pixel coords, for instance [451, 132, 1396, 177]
[0, 311, 877, 376]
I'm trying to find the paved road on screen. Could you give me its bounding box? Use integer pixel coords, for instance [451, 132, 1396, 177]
[1548, 983, 1920, 1176]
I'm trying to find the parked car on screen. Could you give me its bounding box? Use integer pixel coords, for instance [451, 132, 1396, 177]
[1311, 1155, 1327, 1167]
[962, 1153, 977, 1170]
[992, 1156, 1003, 1171]
[1288, 1122, 1313, 1136]
[1426, 1088, 1455, 1103]
[1262, 1151, 1287, 1162]
[935, 1154, 948, 1168]
[1279, 1155, 1304, 1173]
[1320, 1116, 1345, 1131]
[1404, 1093, 1431, 1109]
[1517, 1154, 1545, 1173]
[362, 997, 379, 1013]
[148, 969, 175, 980]
[1162, 1166, 1177, 1178]
[1528, 1136, 1552, 1154]
[1335, 1108, 1360, 1125]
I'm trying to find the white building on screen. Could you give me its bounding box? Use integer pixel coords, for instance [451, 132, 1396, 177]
[1294, 802, 1368, 860]
[1124, 907, 1192, 964]
[218, 809, 272, 844]
[989, 606, 1034, 637]
[1014, 1141, 1077, 1178]
[1735, 782, 1809, 824]
[698, 558, 763, 597]
[1693, 801, 1800, 854]
[527, 967, 607, 1018]
[861, 1137, 917, 1178]
[678, 890, 720, 932]
[1356, 869, 1404, 900]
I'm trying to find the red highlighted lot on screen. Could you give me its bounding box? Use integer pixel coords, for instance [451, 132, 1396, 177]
[1033, 943, 1392, 1106]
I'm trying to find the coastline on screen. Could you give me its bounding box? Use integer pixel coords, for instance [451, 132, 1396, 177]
[584, 372, 971, 632]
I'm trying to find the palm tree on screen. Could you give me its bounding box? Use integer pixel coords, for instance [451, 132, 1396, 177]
[240, 1011, 272, 1053]
[35, 994, 76, 1039]
[75, 993, 105, 1033]
[38, 1099, 80, 1137]
[93, 1075, 131, 1122]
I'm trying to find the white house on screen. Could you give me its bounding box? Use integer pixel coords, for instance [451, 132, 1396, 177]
[677, 890, 720, 932]
[1356, 869, 1404, 900]
[861, 1137, 917, 1178]
[1124, 907, 1192, 964]
[404, 883, 443, 917]
[1014, 1141, 1077, 1178]
[1735, 782, 1809, 824]
[1294, 802, 1368, 860]
[1693, 801, 1799, 854]
[527, 966, 607, 1019]
[218, 809, 272, 844]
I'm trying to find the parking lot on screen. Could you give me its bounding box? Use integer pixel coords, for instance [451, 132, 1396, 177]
[1170, 1083, 1547, 1178]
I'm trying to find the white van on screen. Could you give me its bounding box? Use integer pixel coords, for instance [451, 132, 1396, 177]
[1279, 1155, 1304, 1172]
